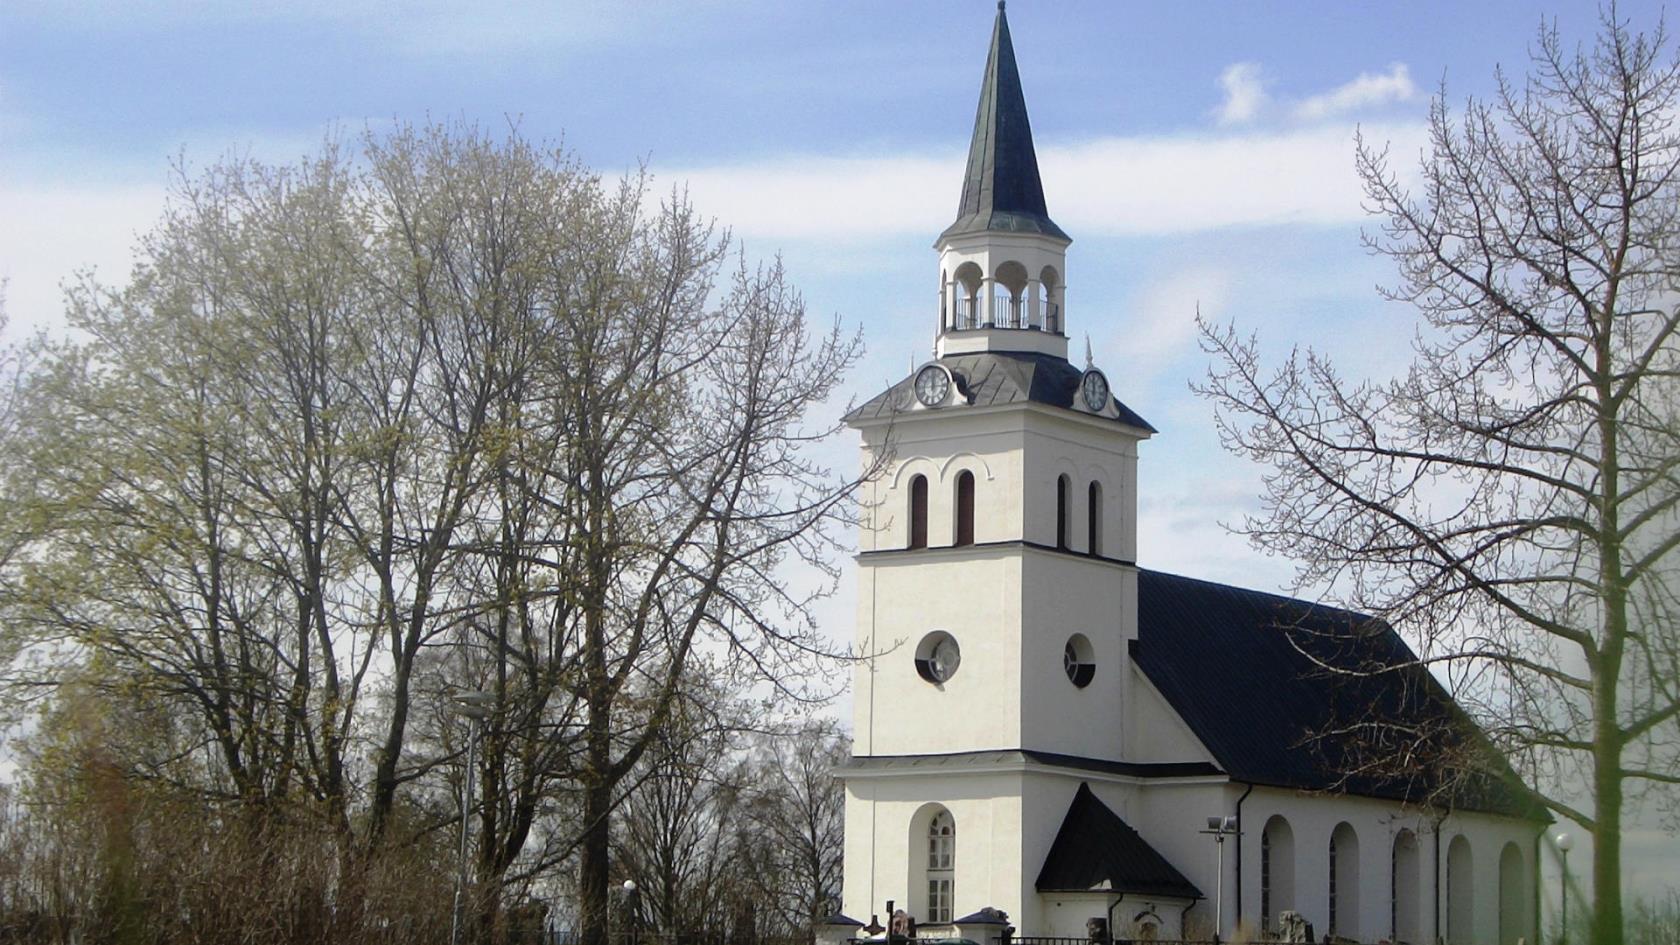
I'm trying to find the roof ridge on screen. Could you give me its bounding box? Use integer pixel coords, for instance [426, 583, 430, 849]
[1138, 567, 1382, 625]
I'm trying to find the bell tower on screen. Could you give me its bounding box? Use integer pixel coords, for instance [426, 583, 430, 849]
[935, 0, 1070, 361]
[839, 2, 1156, 930]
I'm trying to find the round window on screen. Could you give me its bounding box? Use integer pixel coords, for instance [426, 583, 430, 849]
[915, 631, 961, 684]
[1063, 634, 1095, 688]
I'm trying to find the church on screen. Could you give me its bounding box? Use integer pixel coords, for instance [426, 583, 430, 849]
[830, 5, 1547, 943]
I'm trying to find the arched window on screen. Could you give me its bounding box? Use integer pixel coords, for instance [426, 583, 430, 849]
[1055, 475, 1071, 550]
[954, 471, 975, 546]
[1499, 841, 1527, 945]
[1330, 823, 1360, 939]
[1087, 481, 1103, 555]
[1447, 835, 1474, 944]
[927, 810, 955, 923]
[909, 475, 928, 550]
[1392, 829, 1420, 945]
[1261, 816, 1295, 932]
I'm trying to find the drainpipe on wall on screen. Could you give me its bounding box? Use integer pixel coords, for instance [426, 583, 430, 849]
[1105, 894, 1124, 944]
[1233, 783, 1254, 932]
[1179, 898, 1203, 940]
[1432, 811, 1446, 945]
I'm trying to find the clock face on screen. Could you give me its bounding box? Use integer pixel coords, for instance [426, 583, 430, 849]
[915, 364, 952, 407]
[1081, 370, 1109, 412]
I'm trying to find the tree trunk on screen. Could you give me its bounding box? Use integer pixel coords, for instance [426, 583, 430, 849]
[1592, 716, 1623, 945]
[580, 774, 613, 945]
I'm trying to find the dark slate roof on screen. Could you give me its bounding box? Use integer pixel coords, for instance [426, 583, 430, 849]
[938, 3, 1068, 244]
[1132, 569, 1548, 821]
[843, 748, 1220, 780]
[843, 352, 1153, 431]
[1035, 783, 1202, 900]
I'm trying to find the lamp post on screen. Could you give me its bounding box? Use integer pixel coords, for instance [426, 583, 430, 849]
[1201, 815, 1239, 942]
[450, 691, 496, 945]
[1554, 832, 1573, 945]
[621, 880, 639, 945]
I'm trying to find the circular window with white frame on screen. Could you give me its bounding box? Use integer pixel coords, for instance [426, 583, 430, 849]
[915, 631, 962, 685]
[1063, 633, 1095, 688]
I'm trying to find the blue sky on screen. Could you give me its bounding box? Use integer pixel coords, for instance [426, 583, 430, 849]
[2, 0, 1674, 901]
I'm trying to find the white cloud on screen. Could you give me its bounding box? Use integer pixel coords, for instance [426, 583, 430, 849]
[1118, 266, 1230, 365]
[0, 184, 167, 336]
[1216, 62, 1268, 126]
[669, 121, 1426, 242]
[1294, 63, 1418, 122]
[5, 119, 1428, 338]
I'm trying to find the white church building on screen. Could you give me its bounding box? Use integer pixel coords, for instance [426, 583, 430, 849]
[830, 6, 1548, 943]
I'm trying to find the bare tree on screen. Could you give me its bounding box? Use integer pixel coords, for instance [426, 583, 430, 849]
[0, 123, 868, 942]
[1197, 11, 1680, 941]
[737, 723, 847, 934]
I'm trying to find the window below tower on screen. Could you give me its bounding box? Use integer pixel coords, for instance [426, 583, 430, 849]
[954, 470, 975, 546]
[909, 474, 928, 550]
[1055, 474, 1070, 550]
[926, 810, 954, 923]
[1087, 480, 1103, 556]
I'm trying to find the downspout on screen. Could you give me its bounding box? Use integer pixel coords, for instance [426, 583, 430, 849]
[1432, 811, 1446, 945]
[1233, 783, 1254, 931]
[1105, 894, 1123, 943]
[1179, 897, 1203, 939]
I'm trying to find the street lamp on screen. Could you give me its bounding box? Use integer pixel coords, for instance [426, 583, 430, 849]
[1554, 832, 1574, 945]
[450, 691, 496, 945]
[621, 880, 639, 945]
[1201, 815, 1239, 942]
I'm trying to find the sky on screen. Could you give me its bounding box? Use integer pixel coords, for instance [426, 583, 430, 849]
[2, 0, 1675, 905]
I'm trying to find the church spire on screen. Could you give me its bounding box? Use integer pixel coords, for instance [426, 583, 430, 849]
[940, 1, 1068, 244]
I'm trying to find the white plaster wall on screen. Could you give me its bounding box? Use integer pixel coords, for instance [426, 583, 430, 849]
[1017, 550, 1129, 760]
[1016, 772, 1090, 933]
[1125, 666, 1217, 764]
[1020, 414, 1141, 560]
[857, 416, 1025, 553]
[1038, 893, 1187, 941]
[851, 551, 1024, 756]
[852, 405, 1146, 761]
[1438, 808, 1545, 945]
[1233, 787, 1544, 945]
[1127, 780, 1239, 937]
[841, 771, 1027, 928]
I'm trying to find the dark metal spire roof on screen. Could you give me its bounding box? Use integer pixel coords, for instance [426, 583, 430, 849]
[939, 1, 1069, 245]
